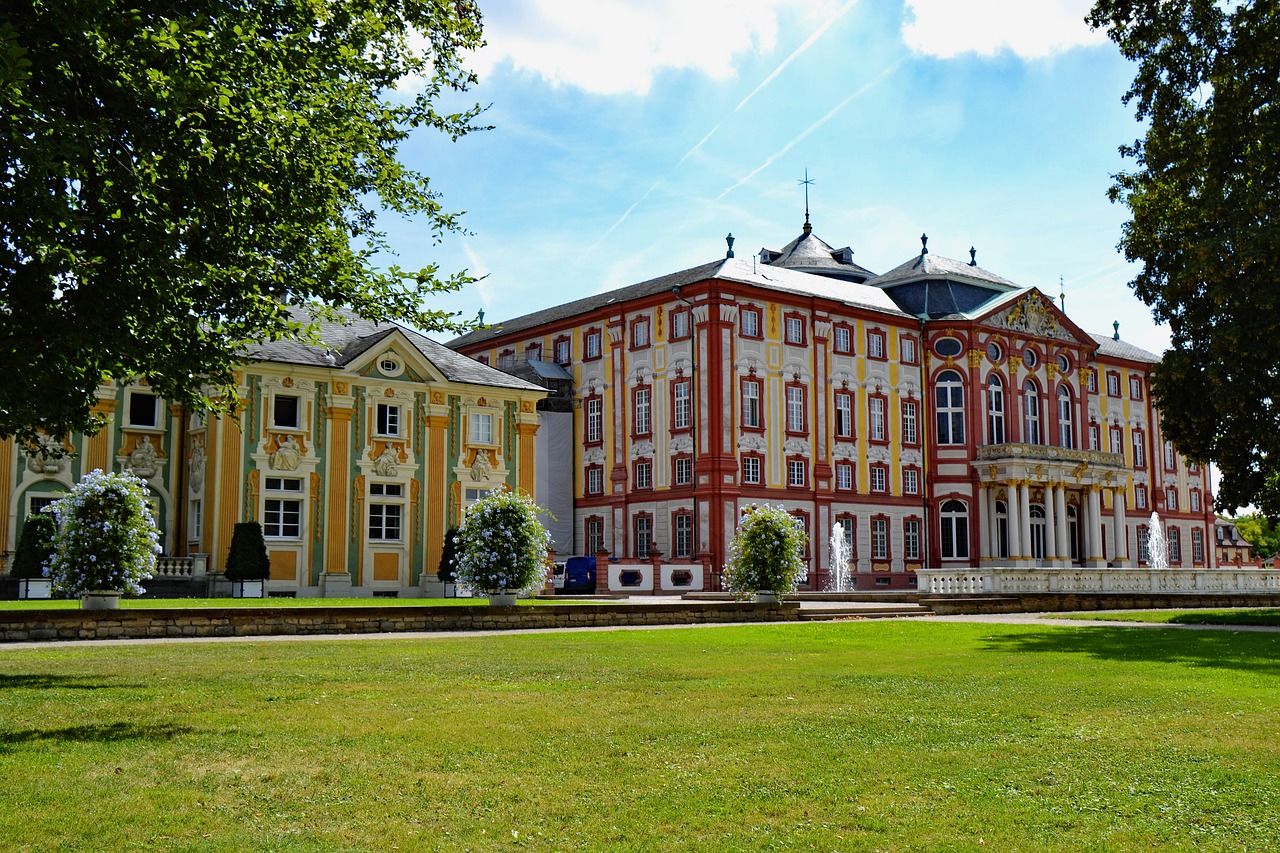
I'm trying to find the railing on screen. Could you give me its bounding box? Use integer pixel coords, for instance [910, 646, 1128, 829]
[152, 554, 210, 579]
[918, 567, 1280, 595]
[975, 444, 1126, 468]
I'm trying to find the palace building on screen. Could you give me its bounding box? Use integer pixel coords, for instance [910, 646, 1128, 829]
[451, 223, 1216, 591]
[1, 310, 546, 596]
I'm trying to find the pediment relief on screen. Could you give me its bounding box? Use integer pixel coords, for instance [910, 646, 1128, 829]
[987, 292, 1075, 343]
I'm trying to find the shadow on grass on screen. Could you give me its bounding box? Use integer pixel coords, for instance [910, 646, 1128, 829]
[982, 626, 1280, 677]
[0, 674, 128, 691]
[0, 721, 193, 751]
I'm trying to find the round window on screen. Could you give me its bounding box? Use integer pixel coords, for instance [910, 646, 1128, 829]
[1023, 349, 1037, 367]
[935, 337, 963, 358]
[379, 357, 401, 375]
[987, 342, 1002, 362]
[1057, 354, 1071, 373]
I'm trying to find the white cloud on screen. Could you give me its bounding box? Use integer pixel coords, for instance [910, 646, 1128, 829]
[473, 0, 825, 96]
[902, 0, 1107, 59]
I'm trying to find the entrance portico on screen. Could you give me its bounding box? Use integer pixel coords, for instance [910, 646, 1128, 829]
[974, 444, 1131, 569]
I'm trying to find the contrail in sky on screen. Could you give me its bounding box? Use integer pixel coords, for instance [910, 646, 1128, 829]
[583, 0, 861, 261]
[716, 57, 905, 201]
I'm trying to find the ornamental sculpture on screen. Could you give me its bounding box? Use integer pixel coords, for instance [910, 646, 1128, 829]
[270, 435, 302, 471]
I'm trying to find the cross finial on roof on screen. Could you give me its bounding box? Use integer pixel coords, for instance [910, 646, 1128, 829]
[1059, 275, 1066, 311]
[799, 168, 814, 234]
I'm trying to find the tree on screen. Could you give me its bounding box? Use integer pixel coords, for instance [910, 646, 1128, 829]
[0, 0, 486, 448]
[225, 522, 271, 581]
[1232, 513, 1280, 560]
[10, 511, 56, 580]
[1087, 1, 1280, 514]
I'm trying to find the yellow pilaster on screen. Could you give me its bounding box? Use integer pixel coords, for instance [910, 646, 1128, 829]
[324, 404, 354, 574]
[424, 414, 450, 574]
[0, 436, 12, 560]
[214, 408, 244, 571]
[516, 421, 539, 492]
[85, 398, 117, 473]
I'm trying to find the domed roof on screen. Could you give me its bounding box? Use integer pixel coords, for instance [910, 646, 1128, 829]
[759, 220, 875, 283]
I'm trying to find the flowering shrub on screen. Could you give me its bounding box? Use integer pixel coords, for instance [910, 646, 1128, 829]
[454, 490, 551, 595]
[722, 504, 809, 597]
[47, 469, 160, 597]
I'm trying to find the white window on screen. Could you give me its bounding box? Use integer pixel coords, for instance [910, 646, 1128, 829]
[1136, 485, 1148, 509]
[632, 319, 650, 348]
[1192, 528, 1204, 563]
[585, 518, 604, 555]
[742, 381, 761, 429]
[836, 462, 853, 491]
[787, 459, 806, 487]
[870, 397, 886, 442]
[902, 401, 918, 445]
[935, 371, 965, 445]
[903, 468, 919, 495]
[1164, 440, 1177, 470]
[742, 456, 762, 485]
[376, 403, 400, 437]
[635, 461, 652, 490]
[470, 412, 493, 445]
[674, 514, 693, 558]
[786, 386, 805, 433]
[128, 391, 159, 427]
[1089, 424, 1101, 451]
[634, 388, 651, 435]
[1133, 432, 1146, 467]
[498, 350, 515, 370]
[987, 375, 1005, 445]
[1190, 490, 1201, 512]
[1057, 387, 1074, 449]
[940, 500, 969, 559]
[368, 483, 403, 541]
[635, 516, 652, 559]
[1107, 372, 1121, 396]
[674, 456, 693, 486]
[1168, 528, 1181, 563]
[834, 393, 853, 438]
[586, 467, 603, 495]
[872, 518, 888, 560]
[586, 397, 602, 444]
[904, 519, 921, 560]
[189, 499, 203, 541]
[785, 315, 804, 344]
[741, 308, 760, 338]
[871, 466, 887, 493]
[263, 477, 303, 538]
[671, 310, 690, 340]
[673, 380, 691, 430]
[379, 356, 400, 375]
[1023, 380, 1041, 445]
[1110, 427, 1123, 455]
[1130, 375, 1143, 399]
[868, 330, 885, 359]
[273, 394, 300, 429]
[555, 339, 571, 365]
[834, 326, 851, 353]
[900, 336, 918, 364]
[585, 331, 601, 359]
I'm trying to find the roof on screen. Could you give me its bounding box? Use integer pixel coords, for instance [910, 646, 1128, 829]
[246, 308, 545, 393]
[868, 252, 1021, 291]
[449, 257, 910, 349]
[759, 223, 876, 281]
[1089, 333, 1161, 364]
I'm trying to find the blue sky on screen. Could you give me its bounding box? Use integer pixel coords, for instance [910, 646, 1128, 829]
[385, 0, 1165, 354]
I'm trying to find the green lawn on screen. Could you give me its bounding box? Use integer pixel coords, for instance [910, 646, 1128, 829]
[0, 596, 571, 611]
[2, 621, 1278, 851]
[1050, 608, 1280, 627]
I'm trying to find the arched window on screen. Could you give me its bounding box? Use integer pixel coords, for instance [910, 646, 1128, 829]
[940, 499, 969, 559]
[935, 370, 965, 445]
[1023, 379, 1041, 444]
[1057, 386, 1075, 449]
[986, 374, 1005, 445]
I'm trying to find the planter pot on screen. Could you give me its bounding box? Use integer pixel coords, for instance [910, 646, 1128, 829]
[17, 578, 52, 600]
[80, 591, 121, 610]
[487, 591, 518, 606]
[755, 591, 780, 604]
[231, 579, 265, 598]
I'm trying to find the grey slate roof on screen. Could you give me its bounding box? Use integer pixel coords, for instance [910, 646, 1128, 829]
[1090, 333, 1161, 364]
[867, 252, 1021, 291]
[246, 308, 545, 392]
[449, 257, 910, 349]
[760, 225, 876, 281]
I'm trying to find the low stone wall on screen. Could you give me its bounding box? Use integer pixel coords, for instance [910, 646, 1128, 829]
[922, 592, 1280, 615]
[0, 601, 799, 643]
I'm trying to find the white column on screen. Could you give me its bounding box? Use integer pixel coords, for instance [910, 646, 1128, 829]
[1006, 484, 1022, 563]
[978, 483, 991, 563]
[1055, 485, 1070, 564]
[988, 486, 1002, 563]
[1086, 487, 1104, 565]
[1019, 481, 1033, 565]
[1044, 484, 1059, 565]
[1111, 487, 1127, 566]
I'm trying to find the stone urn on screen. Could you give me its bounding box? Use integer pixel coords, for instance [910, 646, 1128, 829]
[80, 591, 121, 610]
[755, 591, 780, 604]
[487, 591, 518, 606]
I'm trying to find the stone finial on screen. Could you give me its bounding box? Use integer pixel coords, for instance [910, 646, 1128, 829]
[1113, 320, 1120, 341]
[969, 246, 977, 266]
[921, 233, 928, 256]
[726, 232, 735, 259]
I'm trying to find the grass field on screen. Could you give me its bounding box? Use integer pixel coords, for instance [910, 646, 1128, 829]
[2, 620, 1278, 851]
[0, 596, 559, 611]
[1050, 608, 1280, 628]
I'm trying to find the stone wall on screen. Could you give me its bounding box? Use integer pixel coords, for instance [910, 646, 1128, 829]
[0, 601, 798, 643]
[921, 592, 1280, 615]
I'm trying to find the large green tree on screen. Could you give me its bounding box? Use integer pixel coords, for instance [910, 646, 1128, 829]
[1087, 1, 1280, 514]
[0, 0, 485, 447]
[1232, 512, 1280, 560]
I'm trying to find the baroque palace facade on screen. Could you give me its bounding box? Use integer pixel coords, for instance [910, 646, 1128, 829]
[452, 224, 1216, 590]
[1, 311, 546, 596]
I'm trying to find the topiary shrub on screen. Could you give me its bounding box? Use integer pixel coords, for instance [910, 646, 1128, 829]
[437, 525, 460, 584]
[46, 469, 160, 597]
[721, 504, 809, 598]
[454, 490, 551, 595]
[11, 512, 57, 580]
[225, 522, 271, 581]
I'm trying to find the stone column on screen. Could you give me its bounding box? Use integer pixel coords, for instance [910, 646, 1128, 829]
[1086, 487, 1105, 566]
[1055, 485, 1070, 564]
[1006, 483, 1023, 564]
[1111, 487, 1127, 566]
[987, 485, 1002, 564]
[1019, 481, 1033, 566]
[1044, 483, 1059, 565]
[978, 483, 991, 563]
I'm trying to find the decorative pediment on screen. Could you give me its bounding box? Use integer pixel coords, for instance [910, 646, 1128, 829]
[989, 292, 1069, 340]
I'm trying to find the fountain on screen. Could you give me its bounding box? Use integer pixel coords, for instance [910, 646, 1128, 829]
[1147, 512, 1169, 570]
[827, 524, 852, 592]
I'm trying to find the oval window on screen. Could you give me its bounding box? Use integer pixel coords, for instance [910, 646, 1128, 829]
[1057, 354, 1071, 373]
[379, 357, 401, 375]
[1023, 349, 1038, 367]
[935, 337, 963, 358]
[987, 342, 1002, 362]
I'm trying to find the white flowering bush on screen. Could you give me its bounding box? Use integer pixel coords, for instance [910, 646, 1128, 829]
[47, 469, 160, 597]
[722, 504, 809, 597]
[454, 489, 551, 595]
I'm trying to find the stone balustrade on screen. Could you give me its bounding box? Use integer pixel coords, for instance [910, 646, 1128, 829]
[918, 566, 1280, 596]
